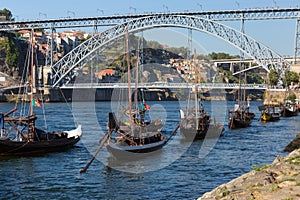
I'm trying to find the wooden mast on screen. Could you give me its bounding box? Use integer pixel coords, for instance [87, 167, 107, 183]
[238, 67, 241, 105]
[133, 48, 139, 112]
[243, 70, 247, 107]
[125, 28, 132, 128]
[30, 29, 34, 116]
[28, 29, 35, 141]
[193, 49, 200, 130]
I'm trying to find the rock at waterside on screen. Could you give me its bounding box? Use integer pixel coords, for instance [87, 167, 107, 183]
[284, 133, 300, 152]
[198, 148, 300, 200]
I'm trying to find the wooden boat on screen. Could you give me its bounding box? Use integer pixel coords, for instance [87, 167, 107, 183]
[247, 111, 256, 120]
[106, 29, 167, 160]
[280, 100, 298, 117]
[80, 31, 180, 173]
[258, 105, 280, 122]
[258, 89, 279, 122]
[79, 111, 180, 173]
[0, 30, 81, 157]
[180, 109, 210, 140]
[179, 52, 224, 140]
[116, 92, 164, 133]
[228, 68, 253, 129]
[0, 109, 81, 156]
[106, 112, 167, 160]
[228, 104, 252, 129]
[179, 86, 224, 140]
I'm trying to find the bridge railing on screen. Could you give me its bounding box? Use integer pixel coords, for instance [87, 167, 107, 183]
[59, 82, 268, 89]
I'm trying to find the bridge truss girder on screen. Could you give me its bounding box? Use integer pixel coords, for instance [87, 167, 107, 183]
[51, 15, 290, 87]
[1, 8, 300, 31]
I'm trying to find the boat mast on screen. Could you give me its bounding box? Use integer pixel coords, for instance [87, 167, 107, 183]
[193, 50, 199, 129]
[243, 71, 247, 107]
[126, 28, 132, 124]
[194, 85, 199, 129]
[133, 48, 139, 111]
[30, 29, 35, 116]
[238, 69, 241, 105]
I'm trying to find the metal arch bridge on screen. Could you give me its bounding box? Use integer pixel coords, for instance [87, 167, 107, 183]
[2, 7, 300, 60]
[1, 7, 300, 31]
[60, 82, 267, 90]
[50, 14, 290, 87]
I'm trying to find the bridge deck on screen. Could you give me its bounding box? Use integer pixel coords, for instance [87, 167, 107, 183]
[58, 83, 267, 89]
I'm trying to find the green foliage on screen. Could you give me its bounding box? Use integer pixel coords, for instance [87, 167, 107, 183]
[247, 72, 264, 84]
[0, 37, 8, 48]
[252, 164, 268, 171]
[0, 33, 19, 68]
[0, 8, 13, 21]
[167, 46, 188, 58]
[284, 70, 299, 86]
[287, 93, 297, 102]
[268, 69, 279, 86]
[208, 52, 239, 60]
[6, 36, 19, 67]
[286, 155, 300, 165]
[146, 40, 163, 50]
[225, 71, 239, 83]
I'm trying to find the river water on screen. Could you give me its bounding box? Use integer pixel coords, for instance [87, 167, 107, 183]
[0, 100, 299, 199]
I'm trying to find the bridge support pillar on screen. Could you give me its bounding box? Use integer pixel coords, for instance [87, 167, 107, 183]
[230, 63, 234, 73]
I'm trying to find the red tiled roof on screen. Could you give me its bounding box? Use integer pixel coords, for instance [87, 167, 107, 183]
[98, 69, 115, 76]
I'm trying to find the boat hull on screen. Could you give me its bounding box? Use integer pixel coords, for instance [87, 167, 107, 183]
[0, 137, 80, 156]
[181, 124, 224, 140]
[228, 117, 251, 129]
[261, 112, 280, 122]
[228, 106, 252, 129]
[280, 101, 299, 117]
[280, 108, 298, 117]
[180, 111, 213, 140]
[106, 140, 165, 161]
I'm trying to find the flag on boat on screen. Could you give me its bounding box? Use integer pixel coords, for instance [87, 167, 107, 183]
[144, 102, 150, 110]
[32, 99, 41, 107]
[141, 102, 151, 111]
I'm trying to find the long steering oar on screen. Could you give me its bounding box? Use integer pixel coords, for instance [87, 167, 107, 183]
[165, 123, 180, 144]
[80, 112, 119, 174]
[80, 130, 111, 174]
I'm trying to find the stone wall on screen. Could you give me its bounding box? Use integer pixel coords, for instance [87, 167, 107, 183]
[263, 89, 300, 105]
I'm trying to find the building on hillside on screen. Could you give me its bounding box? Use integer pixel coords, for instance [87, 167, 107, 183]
[18, 30, 31, 39]
[0, 16, 7, 21]
[290, 64, 300, 74]
[96, 69, 119, 82]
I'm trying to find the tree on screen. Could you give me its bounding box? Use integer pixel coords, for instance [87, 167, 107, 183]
[284, 70, 299, 86]
[268, 69, 279, 86]
[287, 93, 296, 102]
[208, 52, 239, 60]
[0, 8, 13, 21]
[5, 34, 19, 68]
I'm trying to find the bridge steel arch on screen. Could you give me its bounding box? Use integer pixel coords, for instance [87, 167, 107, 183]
[50, 14, 290, 87]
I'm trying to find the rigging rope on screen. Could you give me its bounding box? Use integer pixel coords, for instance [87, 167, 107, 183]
[58, 87, 79, 127]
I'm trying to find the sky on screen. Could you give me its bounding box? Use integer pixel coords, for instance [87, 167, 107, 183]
[1, 0, 300, 56]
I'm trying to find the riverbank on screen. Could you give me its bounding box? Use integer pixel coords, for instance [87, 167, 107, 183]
[263, 89, 300, 105]
[198, 134, 300, 200]
[1, 87, 264, 102]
